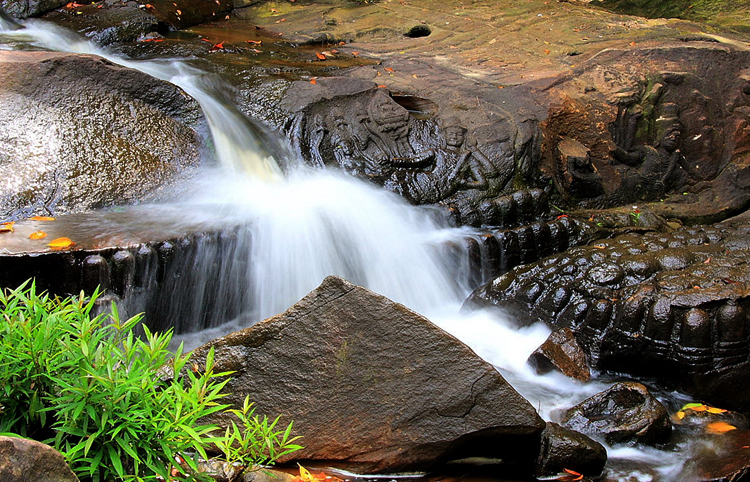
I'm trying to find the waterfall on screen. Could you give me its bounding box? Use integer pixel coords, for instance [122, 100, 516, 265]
[0, 15, 693, 479]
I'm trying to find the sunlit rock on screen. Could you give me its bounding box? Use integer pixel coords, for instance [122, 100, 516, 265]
[0, 436, 79, 482]
[0, 50, 202, 221]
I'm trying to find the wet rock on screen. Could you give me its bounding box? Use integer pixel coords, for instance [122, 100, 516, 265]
[535, 422, 607, 478]
[560, 382, 671, 445]
[189, 276, 546, 474]
[465, 218, 750, 411]
[682, 430, 750, 481]
[0, 436, 79, 482]
[1, 0, 65, 19]
[528, 328, 591, 382]
[0, 50, 202, 220]
[43, 5, 160, 45]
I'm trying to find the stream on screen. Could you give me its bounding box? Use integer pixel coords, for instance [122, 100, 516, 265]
[0, 15, 721, 482]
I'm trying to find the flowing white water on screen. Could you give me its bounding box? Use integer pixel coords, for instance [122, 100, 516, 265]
[1, 17, 695, 480]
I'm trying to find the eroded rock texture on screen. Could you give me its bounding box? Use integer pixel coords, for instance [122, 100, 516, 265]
[466, 215, 750, 410]
[0, 50, 202, 221]
[189, 276, 546, 474]
[281, 77, 546, 226]
[541, 44, 750, 224]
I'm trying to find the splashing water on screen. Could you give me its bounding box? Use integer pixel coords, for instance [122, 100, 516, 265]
[0, 15, 698, 479]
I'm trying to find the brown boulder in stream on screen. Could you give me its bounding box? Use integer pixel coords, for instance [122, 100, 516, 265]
[0, 50, 202, 220]
[0, 436, 78, 482]
[190, 276, 546, 474]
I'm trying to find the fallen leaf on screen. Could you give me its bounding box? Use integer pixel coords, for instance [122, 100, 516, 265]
[215, 0, 220, 4]
[412, 74, 418, 78]
[707, 421, 737, 434]
[339, 41, 345, 46]
[209, 41, 226, 52]
[676, 411, 686, 420]
[563, 468, 584, 481]
[276, 17, 286, 23]
[352, 51, 359, 57]
[29, 231, 47, 240]
[270, 7, 277, 12]
[246, 39, 262, 45]
[144, 3, 154, 9]
[0, 222, 14, 233]
[309, 78, 317, 85]
[48, 237, 74, 249]
[377, 84, 387, 88]
[384, 67, 395, 73]
[630, 41, 636, 46]
[707, 407, 728, 414]
[65, 2, 84, 8]
[176, 9, 181, 15]
[315, 52, 326, 60]
[544, 49, 551, 54]
[29, 216, 55, 221]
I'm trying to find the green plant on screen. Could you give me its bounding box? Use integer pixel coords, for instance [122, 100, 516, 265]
[0, 281, 301, 481]
[215, 396, 302, 481]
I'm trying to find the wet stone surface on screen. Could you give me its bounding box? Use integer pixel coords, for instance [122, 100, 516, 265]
[466, 215, 750, 411]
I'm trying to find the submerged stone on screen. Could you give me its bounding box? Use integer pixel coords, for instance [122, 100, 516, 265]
[190, 276, 546, 474]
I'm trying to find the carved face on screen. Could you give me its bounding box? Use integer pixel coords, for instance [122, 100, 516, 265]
[369, 94, 409, 132]
[660, 127, 681, 152]
[444, 126, 465, 147]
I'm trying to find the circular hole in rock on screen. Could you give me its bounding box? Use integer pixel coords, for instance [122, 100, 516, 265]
[405, 25, 431, 38]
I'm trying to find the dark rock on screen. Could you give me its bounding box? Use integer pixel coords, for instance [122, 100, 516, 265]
[189, 276, 546, 474]
[0, 50, 202, 220]
[560, 382, 671, 445]
[465, 218, 750, 411]
[1, 0, 64, 19]
[144, 0, 233, 29]
[0, 436, 79, 482]
[528, 328, 591, 382]
[535, 422, 607, 478]
[43, 5, 159, 45]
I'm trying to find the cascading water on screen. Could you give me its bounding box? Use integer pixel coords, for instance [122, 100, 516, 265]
[0, 15, 706, 481]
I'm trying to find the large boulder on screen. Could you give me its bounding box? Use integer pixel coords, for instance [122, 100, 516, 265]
[465, 215, 750, 411]
[190, 276, 546, 474]
[535, 422, 607, 478]
[0, 436, 78, 482]
[0, 50, 202, 220]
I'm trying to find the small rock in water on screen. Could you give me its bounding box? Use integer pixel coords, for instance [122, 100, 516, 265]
[528, 327, 591, 382]
[535, 422, 607, 478]
[560, 382, 671, 445]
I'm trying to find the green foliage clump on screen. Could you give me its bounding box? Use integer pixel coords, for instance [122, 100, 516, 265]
[0, 281, 301, 481]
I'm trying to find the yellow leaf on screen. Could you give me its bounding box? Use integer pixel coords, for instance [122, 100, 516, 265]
[707, 421, 737, 434]
[29, 231, 47, 240]
[299, 465, 315, 482]
[48, 237, 75, 249]
[0, 221, 14, 233]
[707, 407, 728, 414]
[676, 411, 685, 420]
[29, 216, 55, 221]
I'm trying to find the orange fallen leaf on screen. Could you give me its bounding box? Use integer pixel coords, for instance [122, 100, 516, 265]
[629, 41, 636, 46]
[65, 2, 83, 7]
[315, 52, 326, 60]
[707, 421, 737, 434]
[0, 222, 14, 233]
[48, 237, 75, 249]
[377, 84, 387, 88]
[270, 7, 277, 12]
[176, 9, 181, 15]
[384, 67, 395, 72]
[246, 39, 262, 45]
[352, 51, 359, 57]
[707, 407, 728, 414]
[209, 41, 226, 52]
[339, 41, 346, 46]
[563, 468, 584, 481]
[275, 17, 287, 23]
[29, 231, 47, 240]
[310, 78, 317, 85]
[544, 49, 551, 54]
[29, 216, 55, 221]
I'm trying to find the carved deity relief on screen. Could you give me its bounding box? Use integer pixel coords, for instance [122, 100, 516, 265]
[289, 89, 544, 222]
